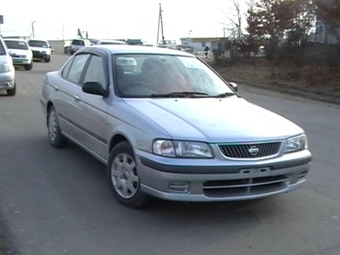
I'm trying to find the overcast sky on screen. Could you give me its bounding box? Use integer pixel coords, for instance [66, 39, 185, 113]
[1, 0, 249, 44]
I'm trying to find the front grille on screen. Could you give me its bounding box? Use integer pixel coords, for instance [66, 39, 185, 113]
[219, 142, 281, 159]
[203, 175, 290, 198]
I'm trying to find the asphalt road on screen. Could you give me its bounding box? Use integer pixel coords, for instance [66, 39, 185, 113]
[0, 55, 340, 255]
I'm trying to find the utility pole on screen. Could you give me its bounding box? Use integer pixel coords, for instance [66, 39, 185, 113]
[31, 21, 35, 38]
[62, 25, 64, 41]
[156, 3, 164, 44]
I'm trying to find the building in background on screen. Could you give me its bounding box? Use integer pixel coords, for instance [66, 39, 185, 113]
[180, 37, 222, 55]
[315, 17, 339, 45]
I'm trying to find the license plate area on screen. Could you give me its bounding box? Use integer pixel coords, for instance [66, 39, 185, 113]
[240, 167, 271, 175]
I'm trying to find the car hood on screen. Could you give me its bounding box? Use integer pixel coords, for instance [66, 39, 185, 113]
[8, 49, 30, 56]
[123, 97, 304, 143]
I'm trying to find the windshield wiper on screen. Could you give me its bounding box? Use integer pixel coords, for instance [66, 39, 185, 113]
[150, 91, 210, 98]
[211, 92, 235, 98]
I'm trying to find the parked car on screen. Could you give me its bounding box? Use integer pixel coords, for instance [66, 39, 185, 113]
[69, 39, 92, 55]
[4, 39, 33, 70]
[28, 39, 52, 62]
[95, 39, 127, 45]
[0, 36, 16, 96]
[40, 45, 312, 208]
[116, 57, 137, 73]
[64, 41, 71, 54]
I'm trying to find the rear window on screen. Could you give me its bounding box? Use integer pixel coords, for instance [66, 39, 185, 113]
[72, 40, 85, 46]
[0, 40, 6, 55]
[28, 40, 48, 48]
[4, 40, 28, 50]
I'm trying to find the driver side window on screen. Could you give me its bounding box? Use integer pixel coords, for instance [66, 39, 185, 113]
[66, 54, 90, 84]
[82, 55, 107, 89]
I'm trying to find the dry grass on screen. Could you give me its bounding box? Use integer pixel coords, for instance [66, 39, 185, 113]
[213, 61, 340, 98]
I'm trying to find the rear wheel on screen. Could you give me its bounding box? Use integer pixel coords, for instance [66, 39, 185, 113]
[47, 106, 68, 148]
[107, 141, 152, 208]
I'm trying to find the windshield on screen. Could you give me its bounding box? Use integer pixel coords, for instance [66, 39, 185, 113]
[4, 40, 28, 50]
[28, 40, 48, 48]
[72, 40, 85, 46]
[114, 54, 234, 98]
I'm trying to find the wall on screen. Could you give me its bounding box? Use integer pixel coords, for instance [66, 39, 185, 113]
[48, 40, 67, 54]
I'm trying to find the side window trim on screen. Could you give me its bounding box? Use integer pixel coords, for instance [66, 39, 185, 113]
[60, 57, 75, 79]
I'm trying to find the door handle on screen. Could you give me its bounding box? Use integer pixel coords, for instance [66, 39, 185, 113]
[54, 85, 58, 91]
[74, 95, 80, 101]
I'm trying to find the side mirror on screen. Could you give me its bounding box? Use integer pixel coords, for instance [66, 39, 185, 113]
[82, 82, 108, 97]
[229, 82, 238, 92]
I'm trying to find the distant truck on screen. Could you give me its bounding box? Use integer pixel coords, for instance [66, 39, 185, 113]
[157, 39, 177, 49]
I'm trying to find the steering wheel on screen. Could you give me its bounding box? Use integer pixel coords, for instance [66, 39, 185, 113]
[119, 81, 157, 96]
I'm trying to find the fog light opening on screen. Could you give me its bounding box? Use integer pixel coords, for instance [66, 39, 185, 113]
[169, 182, 190, 194]
[299, 171, 308, 180]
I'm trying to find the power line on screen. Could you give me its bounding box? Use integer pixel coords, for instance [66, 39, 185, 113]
[163, 23, 181, 38]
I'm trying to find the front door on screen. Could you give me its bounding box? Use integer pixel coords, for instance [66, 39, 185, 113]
[74, 54, 110, 160]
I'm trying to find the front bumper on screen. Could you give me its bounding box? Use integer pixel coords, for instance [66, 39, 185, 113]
[0, 71, 15, 91]
[33, 51, 49, 59]
[136, 149, 312, 202]
[12, 58, 31, 65]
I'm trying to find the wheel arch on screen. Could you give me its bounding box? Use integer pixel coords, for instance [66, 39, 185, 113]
[109, 134, 131, 153]
[46, 101, 54, 126]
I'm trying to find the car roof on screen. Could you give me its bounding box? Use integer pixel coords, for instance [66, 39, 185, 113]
[3, 38, 27, 42]
[28, 39, 48, 42]
[82, 45, 194, 57]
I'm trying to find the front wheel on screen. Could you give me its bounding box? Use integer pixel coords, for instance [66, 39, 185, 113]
[24, 63, 33, 70]
[7, 82, 16, 96]
[107, 141, 152, 208]
[47, 106, 68, 148]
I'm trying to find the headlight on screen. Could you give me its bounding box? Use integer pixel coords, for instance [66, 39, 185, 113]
[153, 139, 214, 158]
[285, 134, 307, 153]
[0, 63, 13, 73]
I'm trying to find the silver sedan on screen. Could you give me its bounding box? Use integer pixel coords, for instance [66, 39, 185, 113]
[40, 45, 312, 208]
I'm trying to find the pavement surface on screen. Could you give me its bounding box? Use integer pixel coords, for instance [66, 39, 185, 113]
[0, 55, 340, 255]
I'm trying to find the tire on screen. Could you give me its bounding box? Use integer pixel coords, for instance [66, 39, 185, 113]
[107, 141, 152, 208]
[47, 106, 68, 148]
[24, 63, 33, 71]
[7, 82, 16, 96]
[45, 56, 51, 63]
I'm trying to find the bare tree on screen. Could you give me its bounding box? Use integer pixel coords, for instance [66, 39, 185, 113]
[221, 0, 243, 41]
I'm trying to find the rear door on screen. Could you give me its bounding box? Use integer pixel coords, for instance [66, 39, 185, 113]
[52, 53, 91, 139]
